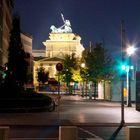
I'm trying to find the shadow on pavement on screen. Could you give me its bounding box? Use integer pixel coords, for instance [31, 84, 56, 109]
[109, 123, 124, 140]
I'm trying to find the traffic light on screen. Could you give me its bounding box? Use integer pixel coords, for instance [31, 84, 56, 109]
[121, 65, 126, 70]
[120, 64, 127, 78]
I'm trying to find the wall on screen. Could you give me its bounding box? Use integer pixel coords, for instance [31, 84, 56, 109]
[111, 80, 136, 102]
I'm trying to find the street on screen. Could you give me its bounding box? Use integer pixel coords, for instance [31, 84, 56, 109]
[0, 95, 140, 140]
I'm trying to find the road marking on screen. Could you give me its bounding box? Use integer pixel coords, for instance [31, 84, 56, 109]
[79, 127, 104, 140]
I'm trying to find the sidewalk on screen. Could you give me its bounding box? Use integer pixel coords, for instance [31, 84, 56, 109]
[60, 95, 140, 126]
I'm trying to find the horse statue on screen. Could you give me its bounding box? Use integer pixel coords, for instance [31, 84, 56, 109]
[50, 13, 72, 33]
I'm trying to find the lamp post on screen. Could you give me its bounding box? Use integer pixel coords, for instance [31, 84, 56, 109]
[120, 21, 125, 125]
[126, 46, 136, 107]
[81, 63, 85, 97]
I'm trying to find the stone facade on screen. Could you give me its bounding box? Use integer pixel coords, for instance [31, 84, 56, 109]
[33, 32, 84, 86]
[32, 50, 46, 57]
[0, 0, 13, 66]
[43, 33, 84, 58]
[33, 57, 63, 85]
[20, 32, 33, 76]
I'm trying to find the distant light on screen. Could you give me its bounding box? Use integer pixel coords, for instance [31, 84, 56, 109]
[81, 63, 85, 68]
[126, 46, 136, 56]
[2, 73, 6, 79]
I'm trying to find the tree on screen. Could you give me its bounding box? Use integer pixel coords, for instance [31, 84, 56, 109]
[83, 43, 115, 98]
[36, 64, 49, 85]
[6, 14, 28, 89]
[60, 53, 79, 93]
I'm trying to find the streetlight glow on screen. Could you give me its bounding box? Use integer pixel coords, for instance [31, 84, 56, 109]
[81, 63, 85, 68]
[126, 45, 136, 56]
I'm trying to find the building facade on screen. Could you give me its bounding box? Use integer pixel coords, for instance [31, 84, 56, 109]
[20, 32, 33, 77]
[33, 32, 84, 86]
[0, 0, 13, 66]
[32, 49, 46, 57]
[33, 14, 85, 86]
[43, 33, 84, 59]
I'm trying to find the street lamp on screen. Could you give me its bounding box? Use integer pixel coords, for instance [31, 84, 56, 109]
[126, 45, 136, 107]
[126, 45, 136, 56]
[81, 63, 85, 68]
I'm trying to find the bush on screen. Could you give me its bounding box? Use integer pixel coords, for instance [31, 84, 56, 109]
[0, 86, 53, 112]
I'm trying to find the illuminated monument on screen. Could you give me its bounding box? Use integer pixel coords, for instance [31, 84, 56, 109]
[33, 14, 84, 85]
[42, 13, 84, 58]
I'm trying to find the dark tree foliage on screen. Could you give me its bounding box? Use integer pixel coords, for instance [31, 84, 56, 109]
[37, 65, 49, 85]
[83, 43, 114, 82]
[80, 67, 89, 81]
[6, 15, 28, 88]
[9, 0, 14, 7]
[82, 43, 115, 98]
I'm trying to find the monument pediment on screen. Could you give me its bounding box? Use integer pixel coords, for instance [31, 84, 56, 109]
[36, 57, 63, 62]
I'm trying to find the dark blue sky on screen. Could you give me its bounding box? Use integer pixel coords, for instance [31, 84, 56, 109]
[14, 0, 140, 57]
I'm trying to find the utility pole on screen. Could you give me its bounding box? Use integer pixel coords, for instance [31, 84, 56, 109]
[120, 20, 126, 125]
[89, 41, 92, 53]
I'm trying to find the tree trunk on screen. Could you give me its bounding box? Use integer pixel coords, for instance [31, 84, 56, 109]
[94, 82, 97, 100]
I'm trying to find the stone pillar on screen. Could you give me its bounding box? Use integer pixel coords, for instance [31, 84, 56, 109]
[59, 126, 78, 140]
[125, 126, 140, 140]
[0, 126, 9, 140]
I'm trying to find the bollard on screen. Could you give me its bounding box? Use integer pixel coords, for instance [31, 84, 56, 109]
[59, 126, 78, 140]
[0, 126, 9, 140]
[125, 126, 140, 140]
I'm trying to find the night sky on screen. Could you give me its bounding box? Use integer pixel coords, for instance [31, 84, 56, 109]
[13, 0, 140, 57]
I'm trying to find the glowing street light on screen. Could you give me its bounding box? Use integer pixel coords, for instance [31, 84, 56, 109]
[81, 63, 85, 68]
[126, 45, 136, 56]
